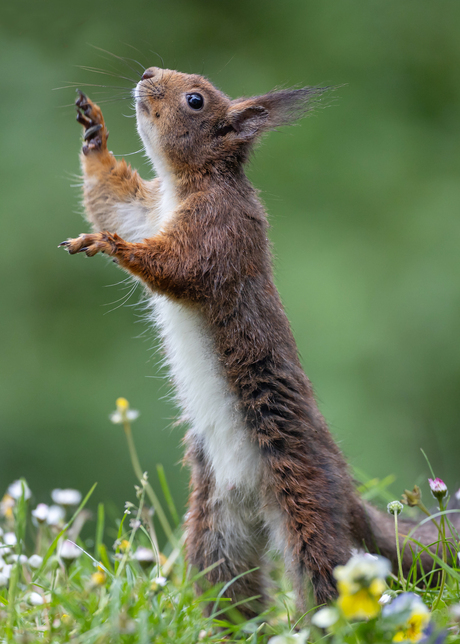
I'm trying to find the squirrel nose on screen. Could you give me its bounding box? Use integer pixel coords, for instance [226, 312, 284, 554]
[141, 67, 159, 81]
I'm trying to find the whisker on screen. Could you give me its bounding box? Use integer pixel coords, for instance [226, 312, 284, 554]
[57, 96, 134, 108]
[103, 276, 134, 287]
[215, 54, 236, 76]
[118, 42, 149, 71]
[53, 82, 133, 91]
[75, 65, 138, 85]
[103, 280, 139, 314]
[113, 148, 144, 157]
[88, 44, 144, 80]
[148, 49, 166, 69]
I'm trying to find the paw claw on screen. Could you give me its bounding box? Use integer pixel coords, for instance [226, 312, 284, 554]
[75, 91, 107, 152]
[83, 123, 103, 141]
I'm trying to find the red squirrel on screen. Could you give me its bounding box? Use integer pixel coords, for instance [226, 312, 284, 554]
[61, 67, 452, 615]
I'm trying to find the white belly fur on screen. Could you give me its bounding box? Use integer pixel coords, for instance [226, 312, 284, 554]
[149, 294, 261, 496]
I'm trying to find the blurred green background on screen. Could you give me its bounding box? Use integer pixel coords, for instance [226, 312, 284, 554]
[1, 0, 460, 528]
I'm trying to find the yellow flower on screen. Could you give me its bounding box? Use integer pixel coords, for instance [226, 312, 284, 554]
[91, 571, 107, 586]
[393, 609, 430, 642]
[338, 587, 381, 620]
[334, 554, 390, 621]
[0, 494, 15, 520]
[383, 592, 431, 643]
[119, 539, 131, 552]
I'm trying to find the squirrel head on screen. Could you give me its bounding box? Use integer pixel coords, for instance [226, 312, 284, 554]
[135, 67, 327, 178]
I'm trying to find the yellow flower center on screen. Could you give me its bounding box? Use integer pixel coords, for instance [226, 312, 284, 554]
[116, 397, 129, 411]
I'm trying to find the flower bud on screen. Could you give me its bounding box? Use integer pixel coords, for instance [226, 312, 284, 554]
[387, 500, 403, 516]
[401, 485, 421, 507]
[428, 478, 447, 500]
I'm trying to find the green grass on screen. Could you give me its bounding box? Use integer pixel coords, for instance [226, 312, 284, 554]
[1, 403, 460, 643]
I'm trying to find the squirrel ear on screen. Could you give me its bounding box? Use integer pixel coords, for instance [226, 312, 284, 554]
[228, 86, 330, 140]
[227, 104, 270, 139]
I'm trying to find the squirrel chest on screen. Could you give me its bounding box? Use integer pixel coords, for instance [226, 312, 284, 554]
[148, 179, 262, 498]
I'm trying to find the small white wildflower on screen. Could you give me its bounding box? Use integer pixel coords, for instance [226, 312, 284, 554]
[449, 603, 460, 622]
[455, 488, 460, 502]
[134, 547, 156, 567]
[32, 503, 49, 523]
[9, 554, 28, 565]
[4, 533, 17, 547]
[0, 572, 8, 586]
[7, 480, 31, 501]
[311, 606, 339, 629]
[268, 631, 309, 644]
[129, 519, 141, 530]
[28, 592, 44, 606]
[152, 575, 167, 587]
[0, 564, 12, 582]
[110, 397, 140, 424]
[59, 540, 81, 561]
[134, 547, 154, 561]
[46, 505, 66, 526]
[51, 489, 82, 506]
[379, 591, 395, 605]
[28, 554, 43, 569]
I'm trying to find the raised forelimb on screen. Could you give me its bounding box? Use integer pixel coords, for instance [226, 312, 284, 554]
[60, 230, 205, 301]
[75, 92, 160, 240]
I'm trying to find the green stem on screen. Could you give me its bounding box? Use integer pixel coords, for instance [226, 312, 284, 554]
[123, 421, 178, 548]
[432, 499, 447, 610]
[418, 501, 443, 534]
[417, 501, 443, 589]
[394, 513, 406, 591]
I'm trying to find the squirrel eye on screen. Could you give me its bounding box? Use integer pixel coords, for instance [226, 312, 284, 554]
[186, 93, 204, 110]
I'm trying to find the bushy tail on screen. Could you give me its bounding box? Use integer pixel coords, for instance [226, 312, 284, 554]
[361, 500, 460, 576]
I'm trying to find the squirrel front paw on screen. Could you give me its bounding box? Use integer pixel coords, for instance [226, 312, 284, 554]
[75, 91, 109, 155]
[59, 232, 120, 257]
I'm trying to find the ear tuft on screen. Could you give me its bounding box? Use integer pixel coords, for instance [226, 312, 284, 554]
[228, 86, 331, 141]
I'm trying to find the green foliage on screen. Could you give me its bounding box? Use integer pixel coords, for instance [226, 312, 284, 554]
[1, 472, 460, 643]
[1, 408, 460, 642]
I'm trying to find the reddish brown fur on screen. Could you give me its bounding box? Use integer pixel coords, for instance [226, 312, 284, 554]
[62, 69, 457, 613]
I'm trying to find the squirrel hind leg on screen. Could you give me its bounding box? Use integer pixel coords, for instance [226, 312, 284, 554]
[185, 444, 269, 619]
